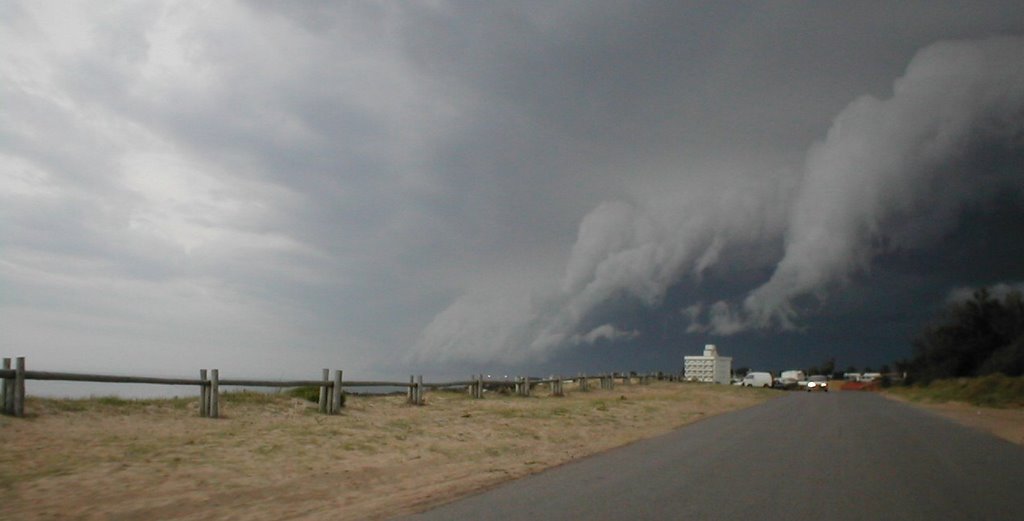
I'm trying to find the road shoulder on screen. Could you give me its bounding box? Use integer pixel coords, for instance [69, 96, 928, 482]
[883, 393, 1024, 445]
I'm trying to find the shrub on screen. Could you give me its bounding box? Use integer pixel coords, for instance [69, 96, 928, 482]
[286, 386, 345, 407]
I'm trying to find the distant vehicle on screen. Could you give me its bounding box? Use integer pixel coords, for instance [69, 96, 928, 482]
[742, 372, 773, 388]
[844, 372, 862, 381]
[773, 377, 799, 390]
[861, 372, 882, 382]
[806, 375, 829, 392]
[781, 370, 806, 382]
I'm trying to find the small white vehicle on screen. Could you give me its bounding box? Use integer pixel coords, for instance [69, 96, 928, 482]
[742, 372, 773, 388]
[861, 372, 882, 382]
[781, 370, 806, 382]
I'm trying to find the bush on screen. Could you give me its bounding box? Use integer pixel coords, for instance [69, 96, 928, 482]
[286, 386, 346, 407]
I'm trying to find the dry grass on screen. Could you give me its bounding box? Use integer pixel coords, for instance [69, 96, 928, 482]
[0, 382, 775, 520]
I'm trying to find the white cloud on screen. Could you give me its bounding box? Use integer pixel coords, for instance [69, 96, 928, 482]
[744, 36, 1024, 329]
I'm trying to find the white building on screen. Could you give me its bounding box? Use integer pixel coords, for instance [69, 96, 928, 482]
[683, 344, 732, 384]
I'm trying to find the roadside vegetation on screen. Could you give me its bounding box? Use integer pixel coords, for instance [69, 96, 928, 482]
[900, 287, 1024, 384]
[884, 287, 1024, 407]
[886, 373, 1024, 408]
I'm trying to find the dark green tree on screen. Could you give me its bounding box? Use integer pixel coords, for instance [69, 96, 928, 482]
[910, 288, 1024, 383]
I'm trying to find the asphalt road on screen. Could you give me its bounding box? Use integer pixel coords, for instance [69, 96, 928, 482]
[395, 392, 1024, 521]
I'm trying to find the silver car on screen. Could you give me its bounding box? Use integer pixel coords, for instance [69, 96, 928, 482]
[806, 375, 829, 392]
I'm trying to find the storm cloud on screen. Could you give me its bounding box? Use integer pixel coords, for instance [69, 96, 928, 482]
[2, 1, 1023, 382]
[416, 35, 1024, 363]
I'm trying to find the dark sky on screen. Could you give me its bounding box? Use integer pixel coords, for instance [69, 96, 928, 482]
[2, 1, 1023, 387]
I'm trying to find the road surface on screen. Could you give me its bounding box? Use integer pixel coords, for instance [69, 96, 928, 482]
[396, 392, 1024, 520]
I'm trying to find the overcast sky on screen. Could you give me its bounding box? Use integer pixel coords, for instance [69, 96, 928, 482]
[3, 1, 1024, 388]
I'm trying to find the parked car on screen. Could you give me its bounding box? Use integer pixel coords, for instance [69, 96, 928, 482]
[806, 375, 829, 392]
[773, 377, 799, 390]
[742, 372, 773, 388]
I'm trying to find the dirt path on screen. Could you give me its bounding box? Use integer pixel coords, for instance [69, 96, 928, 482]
[883, 394, 1024, 446]
[0, 382, 774, 520]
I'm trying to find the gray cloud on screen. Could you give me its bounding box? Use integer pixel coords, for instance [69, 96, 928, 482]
[742, 35, 1024, 330]
[2, 1, 1023, 382]
[417, 35, 1024, 362]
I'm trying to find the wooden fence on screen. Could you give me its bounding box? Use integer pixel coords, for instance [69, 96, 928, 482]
[1, 356, 676, 419]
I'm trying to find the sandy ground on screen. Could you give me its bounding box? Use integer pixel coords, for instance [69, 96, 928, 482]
[883, 394, 1024, 446]
[0, 381, 774, 520]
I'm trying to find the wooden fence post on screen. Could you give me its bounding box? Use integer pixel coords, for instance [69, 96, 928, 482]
[199, 369, 208, 417]
[210, 369, 220, 419]
[318, 368, 329, 414]
[407, 375, 414, 404]
[415, 375, 424, 405]
[2, 358, 10, 415]
[332, 370, 343, 414]
[14, 357, 26, 418]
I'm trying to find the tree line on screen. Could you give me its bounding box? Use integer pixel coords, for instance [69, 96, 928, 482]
[903, 287, 1024, 384]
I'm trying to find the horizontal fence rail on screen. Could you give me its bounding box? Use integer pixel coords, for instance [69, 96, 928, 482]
[1, 356, 678, 419]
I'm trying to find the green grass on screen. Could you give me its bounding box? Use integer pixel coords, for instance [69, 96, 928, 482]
[286, 386, 323, 402]
[220, 390, 280, 405]
[285, 386, 346, 407]
[888, 374, 1024, 408]
[29, 395, 193, 415]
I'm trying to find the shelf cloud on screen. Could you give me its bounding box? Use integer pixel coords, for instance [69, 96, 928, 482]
[416, 35, 1024, 361]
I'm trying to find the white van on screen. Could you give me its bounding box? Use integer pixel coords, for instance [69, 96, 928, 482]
[781, 370, 806, 382]
[742, 372, 773, 388]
